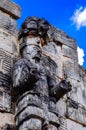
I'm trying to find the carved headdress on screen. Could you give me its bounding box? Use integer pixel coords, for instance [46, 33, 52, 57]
[18, 16, 50, 51]
[18, 16, 50, 39]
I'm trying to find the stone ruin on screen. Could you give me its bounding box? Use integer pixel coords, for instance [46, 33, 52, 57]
[0, 0, 86, 130]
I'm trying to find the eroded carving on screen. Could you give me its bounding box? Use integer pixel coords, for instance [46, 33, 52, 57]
[0, 49, 12, 111]
[12, 16, 72, 130]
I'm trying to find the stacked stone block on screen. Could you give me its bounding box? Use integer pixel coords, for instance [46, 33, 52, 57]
[0, 0, 21, 129]
[47, 26, 86, 129]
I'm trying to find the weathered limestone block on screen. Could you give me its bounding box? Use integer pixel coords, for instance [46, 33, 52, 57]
[56, 98, 66, 116]
[19, 118, 42, 130]
[48, 124, 58, 130]
[43, 41, 63, 78]
[15, 92, 46, 127]
[67, 79, 79, 102]
[0, 30, 18, 111]
[62, 45, 78, 61]
[16, 92, 43, 114]
[67, 78, 86, 106]
[16, 105, 60, 130]
[48, 111, 60, 126]
[67, 119, 86, 130]
[82, 85, 86, 105]
[0, 0, 19, 114]
[16, 106, 46, 126]
[66, 71, 86, 125]
[0, 11, 17, 34]
[16, 101, 60, 126]
[48, 26, 77, 50]
[49, 56, 62, 78]
[0, 92, 11, 112]
[43, 42, 62, 59]
[63, 57, 80, 81]
[15, 91, 60, 129]
[0, 50, 11, 79]
[79, 65, 86, 82]
[0, 112, 14, 129]
[43, 52, 62, 78]
[66, 77, 86, 126]
[0, 29, 18, 54]
[0, 0, 21, 19]
[59, 117, 67, 130]
[66, 98, 86, 126]
[76, 82, 86, 106]
[0, 49, 12, 111]
[19, 113, 59, 130]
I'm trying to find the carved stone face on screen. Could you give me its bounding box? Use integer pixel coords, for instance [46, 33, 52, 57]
[22, 45, 42, 63]
[26, 20, 37, 29]
[20, 36, 42, 62]
[18, 17, 50, 41]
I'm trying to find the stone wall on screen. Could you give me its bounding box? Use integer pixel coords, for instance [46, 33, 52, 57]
[0, 0, 21, 129]
[46, 26, 86, 129]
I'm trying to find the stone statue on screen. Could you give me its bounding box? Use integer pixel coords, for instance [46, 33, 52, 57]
[12, 16, 72, 130]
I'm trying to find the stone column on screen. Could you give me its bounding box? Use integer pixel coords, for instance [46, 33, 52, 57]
[15, 92, 43, 130]
[15, 91, 60, 130]
[0, 0, 21, 128]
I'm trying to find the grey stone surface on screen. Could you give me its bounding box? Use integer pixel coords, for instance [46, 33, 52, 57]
[0, 0, 19, 129]
[0, 92, 11, 112]
[67, 99, 86, 125]
[0, 0, 86, 128]
[48, 26, 77, 50]
[43, 42, 62, 58]
[56, 98, 66, 116]
[16, 106, 46, 125]
[0, 48, 12, 112]
[0, 0, 21, 19]
[66, 119, 86, 130]
[0, 112, 15, 129]
[19, 118, 42, 130]
[0, 28, 18, 54]
[16, 104, 60, 129]
[0, 11, 17, 34]
[59, 117, 67, 130]
[16, 92, 43, 114]
[68, 79, 86, 106]
[63, 57, 80, 81]
[43, 42, 63, 78]
[62, 45, 78, 61]
[48, 124, 58, 130]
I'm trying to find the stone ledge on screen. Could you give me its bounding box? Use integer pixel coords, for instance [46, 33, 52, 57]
[48, 26, 77, 50]
[0, 0, 21, 19]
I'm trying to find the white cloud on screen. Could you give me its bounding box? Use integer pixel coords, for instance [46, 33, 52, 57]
[71, 7, 86, 29]
[77, 46, 85, 66]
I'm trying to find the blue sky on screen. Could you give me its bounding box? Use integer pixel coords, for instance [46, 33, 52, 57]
[13, 0, 86, 68]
